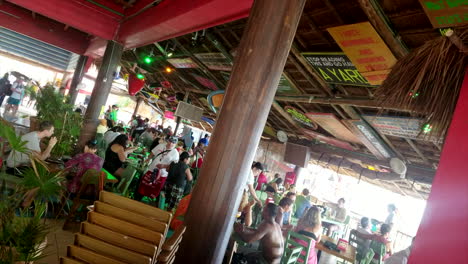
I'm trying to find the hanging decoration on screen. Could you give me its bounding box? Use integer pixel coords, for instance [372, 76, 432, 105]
[161, 81, 172, 88]
[128, 73, 146, 96]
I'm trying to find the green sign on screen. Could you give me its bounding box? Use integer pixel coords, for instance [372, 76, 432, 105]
[419, 0, 468, 28]
[302, 52, 372, 86]
[277, 75, 300, 94]
[285, 106, 317, 129]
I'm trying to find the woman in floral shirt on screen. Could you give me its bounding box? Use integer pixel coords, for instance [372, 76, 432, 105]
[65, 140, 103, 195]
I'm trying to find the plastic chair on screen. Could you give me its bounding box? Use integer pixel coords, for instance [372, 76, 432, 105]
[281, 246, 303, 264]
[207, 90, 225, 113]
[369, 240, 386, 264]
[282, 231, 313, 264]
[360, 248, 375, 264]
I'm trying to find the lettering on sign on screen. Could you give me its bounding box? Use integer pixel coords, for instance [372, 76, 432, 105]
[278, 75, 300, 94]
[345, 119, 393, 160]
[302, 52, 371, 86]
[419, 0, 468, 28]
[191, 74, 218, 91]
[327, 22, 397, 85]
[302, 129, 356, 151]
[194, 53, 233, 71]
[285, 106, 318, 129]
[167, 58, 198, 69]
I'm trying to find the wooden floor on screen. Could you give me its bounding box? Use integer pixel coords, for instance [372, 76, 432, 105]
[40, 219, 78, 264]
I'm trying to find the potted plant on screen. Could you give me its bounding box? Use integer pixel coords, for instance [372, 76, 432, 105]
[34, 85, 83, 158]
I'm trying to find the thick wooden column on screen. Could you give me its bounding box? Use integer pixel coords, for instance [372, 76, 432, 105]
[409, 69, 468, 263]
[68, 55, 88, 105]
[175, 1, 306, 263]
[76, 41, 123, 150]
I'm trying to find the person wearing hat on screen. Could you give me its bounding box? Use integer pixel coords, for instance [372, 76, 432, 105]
[136, 136, 180, 201]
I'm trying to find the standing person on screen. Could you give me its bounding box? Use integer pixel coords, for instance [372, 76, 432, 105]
[238, 162, 264, 226]
[163, 126, 173, 136]
[6, 121, 57, 175]
[3, 78, 25, 117]
[269, 177, 283, 193]
[255, 171, 268, 191]
[295, 188, 312, 219]
[385, 204, 399, 241]
[0, 73, 11, 107]
[138, 128, 158, 150]
[294, 206, 322, 264]
[234, 203, 284, 264]
[164, 152, 193, 212]
[109, 105, 119, 127]
[199, 134, 210, 146]
[133, 117, 148, 141]
[284, 166, 299, 190]
[136, 136, 179, 200]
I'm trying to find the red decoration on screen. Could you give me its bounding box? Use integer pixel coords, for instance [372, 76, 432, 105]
[161, 81, 172, 88]
[128, 73, 145, 96]
[154, 87, 162, 92]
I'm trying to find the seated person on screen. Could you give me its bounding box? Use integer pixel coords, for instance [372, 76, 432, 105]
[103, 126, 125, 149]
[294, 206, 322, 264]
[138, 127, 158, 150]
[265, 185, 276, 205]
[65, 140, 103, 195]
[234, 203, 284, 264]
[357, 223, 394, 260]
[268, 177, 283, 193]
[322, 197, 347, 236]
[103, 134, 136, 178]
[356, 217, 373, 258]
[275, 197, 294, 229]
[285, 191, 297, 218]
[6, 121, 57, 175]
[384, 237, 414, 264]
[295, 188, 312, 219]
[96, 119, 108, 134]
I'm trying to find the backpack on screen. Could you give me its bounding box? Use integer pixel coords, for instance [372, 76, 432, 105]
[4, 83, 12, 96]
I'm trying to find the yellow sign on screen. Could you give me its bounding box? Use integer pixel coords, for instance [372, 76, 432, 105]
[327, 22, 397, 85]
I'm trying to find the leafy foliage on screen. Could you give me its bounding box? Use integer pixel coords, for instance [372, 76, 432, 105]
[35, 85, 83, 157]
[0, 118, 28, 159]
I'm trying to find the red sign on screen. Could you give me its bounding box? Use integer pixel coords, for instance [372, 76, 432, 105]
[192, 74, 218, 90]
[164, 111, 175, 120]
[302, 129, 356, 151]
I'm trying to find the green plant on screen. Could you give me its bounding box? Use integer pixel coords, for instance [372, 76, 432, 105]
[35, 85, 83, 157]
[23, 85, 38, 102]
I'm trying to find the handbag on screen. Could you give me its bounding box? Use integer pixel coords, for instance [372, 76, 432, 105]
[137, 150, 171, 198]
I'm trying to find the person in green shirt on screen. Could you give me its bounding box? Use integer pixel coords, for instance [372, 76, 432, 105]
[109, 105, 119, 126]
[294, 188, 312, 219]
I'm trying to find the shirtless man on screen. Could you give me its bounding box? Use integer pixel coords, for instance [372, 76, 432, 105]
[234, 203, 284, 264]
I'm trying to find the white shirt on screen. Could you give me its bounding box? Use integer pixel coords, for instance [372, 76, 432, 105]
[7, 132, 41, 167]
[10, 82, 24, 100]
[384, 247, 411, 264]
[147, 143, 179, 174]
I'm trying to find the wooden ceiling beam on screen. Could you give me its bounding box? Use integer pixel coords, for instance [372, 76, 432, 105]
[405, 138, 431, 166]
[271, 101, 304, 133]
[357, 0, 409, 59]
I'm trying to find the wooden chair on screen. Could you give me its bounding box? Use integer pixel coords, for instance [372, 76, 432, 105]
[114, 165, 137, 195]
[281, 246, 303, 264]
[74, 233, 152, 264]
[369, 240, 386, 264]
[157, 225, 187, 264]
[360, 248, 375, 264]
[282, 231, 313, 264]
[59, 257, 85, 264]
[63, 169, 105, 230]
[349, 229, 362, 261]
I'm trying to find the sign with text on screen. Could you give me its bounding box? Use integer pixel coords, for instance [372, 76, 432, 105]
[362, 115, 442, 143]
[302, 129, 356, 151]
[327, 22, 397, 85]
[194, 53, 233, 71]
[285, 106, 318, 129]
[278, 75, 301, 94]
[305, 113, 360, 143]
[167, 58, 198, 69]
[191, 74, 219, 91]
[419, 0, 468, 28]
[302, 52, 371, 86]
[345, 119, 393, 160]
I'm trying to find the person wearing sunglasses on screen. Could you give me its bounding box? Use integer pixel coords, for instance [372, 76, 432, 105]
[64, 139, 103, 196]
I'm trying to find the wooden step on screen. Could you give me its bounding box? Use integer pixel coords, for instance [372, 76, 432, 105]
[67, 245, 125, 264]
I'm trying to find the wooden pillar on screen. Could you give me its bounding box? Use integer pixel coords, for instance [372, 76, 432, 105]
[409, 69, 468, 263]
[175, 1, 306, 263]
[68, 55, 88, 105]
[76, 41, 123, 150]
[133, 97, 143, 117]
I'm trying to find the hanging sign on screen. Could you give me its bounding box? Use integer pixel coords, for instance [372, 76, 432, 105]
[306, 113, 360, 143]
[164, 111, 175, 120]
[128, 73, 145, 96]
[302, 129, 356, 151]
[167, 58, 198, 68]
[327, 22, 397, 85]
[345, 119, 393, 160]
[302, 52, 371, 86]
[194, 53, 233, 71]
[362, 115, 442, 143]
[418, 0, 468, 28]
[285, 106, 318, 129]
[277, 75, 300, 94]
[191, 74, 219, 91]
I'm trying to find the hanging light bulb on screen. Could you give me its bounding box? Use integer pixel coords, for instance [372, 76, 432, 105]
[165, 67, 173, 73]
[167, 52, 173, 58]
[137, 73, 145, 79]
[422, 123, 432, 133]
[144, 56, 153, 64]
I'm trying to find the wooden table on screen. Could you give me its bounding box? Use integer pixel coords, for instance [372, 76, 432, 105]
[316, 235, 356, 263]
